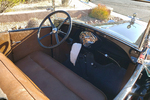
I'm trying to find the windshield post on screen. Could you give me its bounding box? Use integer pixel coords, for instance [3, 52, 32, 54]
[139, 20, 150, 50]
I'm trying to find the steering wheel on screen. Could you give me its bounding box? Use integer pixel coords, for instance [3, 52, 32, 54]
[37, 10, 72, 49]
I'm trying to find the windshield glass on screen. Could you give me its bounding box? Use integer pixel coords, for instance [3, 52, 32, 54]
[0, 0, 149, 47]
[95, 22, 146, 46]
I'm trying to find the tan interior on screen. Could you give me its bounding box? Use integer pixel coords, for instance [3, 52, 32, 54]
[0, 32, 11, 55]
[0, 28, 107, 100]
[0, 52, 49, 100]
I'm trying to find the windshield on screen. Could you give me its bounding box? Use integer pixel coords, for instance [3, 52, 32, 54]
[0, 0, 149, 47]
[95, 22, 146, 46]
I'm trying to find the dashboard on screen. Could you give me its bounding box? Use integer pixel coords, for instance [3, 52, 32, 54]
[60, 22, 141, 66]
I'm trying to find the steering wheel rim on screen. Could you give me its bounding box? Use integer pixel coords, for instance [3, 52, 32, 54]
[37, 10, 72, 49]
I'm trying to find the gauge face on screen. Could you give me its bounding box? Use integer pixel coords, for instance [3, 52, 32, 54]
[79, 31, 98, 47]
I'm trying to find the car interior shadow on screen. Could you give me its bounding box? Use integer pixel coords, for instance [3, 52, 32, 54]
[0, 41, 9, 54]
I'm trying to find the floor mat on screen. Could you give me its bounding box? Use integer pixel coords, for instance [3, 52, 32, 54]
[63, 52, 126, 100]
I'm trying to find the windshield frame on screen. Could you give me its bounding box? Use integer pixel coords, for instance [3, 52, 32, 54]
[139, 20, 150, 50]
[72, 20, 148, 51]
[70, 20, 143, 51]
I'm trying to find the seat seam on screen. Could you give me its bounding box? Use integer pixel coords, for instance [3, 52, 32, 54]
[29, 55, 82, 99]
[26, 56, 49, 97]
[0, 60, 36, 100]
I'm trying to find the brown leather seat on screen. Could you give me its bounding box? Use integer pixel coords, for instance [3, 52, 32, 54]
[0, 51, 107, 100]
[0, 52, 49, 100]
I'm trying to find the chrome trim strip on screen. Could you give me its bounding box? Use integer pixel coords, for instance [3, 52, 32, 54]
[139, 20, 150, 50]
[114, 64, 144, 100]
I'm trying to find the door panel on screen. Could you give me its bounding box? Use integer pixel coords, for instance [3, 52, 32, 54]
[9, 28, 52, 62]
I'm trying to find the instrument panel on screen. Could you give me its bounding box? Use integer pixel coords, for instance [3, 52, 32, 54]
[79, 31, 98, 47]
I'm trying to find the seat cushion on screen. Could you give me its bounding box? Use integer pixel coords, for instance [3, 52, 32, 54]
[0, 52, 49, 100]
[16, 51, 107, 100]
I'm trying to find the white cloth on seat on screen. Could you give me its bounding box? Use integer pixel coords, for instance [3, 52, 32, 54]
[70, 43, 82, 66]
[0, 88, 7, 100]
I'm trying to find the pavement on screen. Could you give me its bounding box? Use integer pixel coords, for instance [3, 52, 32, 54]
[91, 0, 150, 22]
[0, 0, 147, 25]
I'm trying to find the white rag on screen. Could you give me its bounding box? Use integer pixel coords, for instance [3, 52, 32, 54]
[70, 43, 82, 66]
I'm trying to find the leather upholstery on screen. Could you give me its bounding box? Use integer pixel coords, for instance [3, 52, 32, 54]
[0, 51, 107, 100]
[10, 28, 51, 62]
[0, 52, 49, 100]
[16, 51, 107, 100]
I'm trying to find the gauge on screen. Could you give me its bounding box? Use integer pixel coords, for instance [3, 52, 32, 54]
[79, 31, 98, 47]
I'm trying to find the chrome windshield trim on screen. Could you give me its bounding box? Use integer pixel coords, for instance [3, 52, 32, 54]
[114, 64, 144, 100]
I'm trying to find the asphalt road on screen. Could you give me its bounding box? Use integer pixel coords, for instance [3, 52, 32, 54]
[91, 0, 150, 22]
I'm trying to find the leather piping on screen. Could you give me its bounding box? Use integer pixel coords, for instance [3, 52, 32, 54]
[0, 60, 36, 99]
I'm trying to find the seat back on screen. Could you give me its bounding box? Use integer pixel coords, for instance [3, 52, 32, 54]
[0, 52, 49, 100]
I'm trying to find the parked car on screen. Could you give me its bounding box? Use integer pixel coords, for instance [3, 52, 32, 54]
[0, 10, 150, 100]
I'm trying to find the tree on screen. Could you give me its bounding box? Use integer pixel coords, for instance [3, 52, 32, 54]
[52, 0, 55, 11]
[0, 0, 25, 13]
[62, 0, 69, 7]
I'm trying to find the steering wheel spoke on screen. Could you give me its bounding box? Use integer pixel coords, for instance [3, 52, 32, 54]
[59, 30, 67, 35]
[55, 33, 60, 44]
[39, 33, 51, 40]
[48, 17, 55, 28]
[58, 17, 69, 29]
